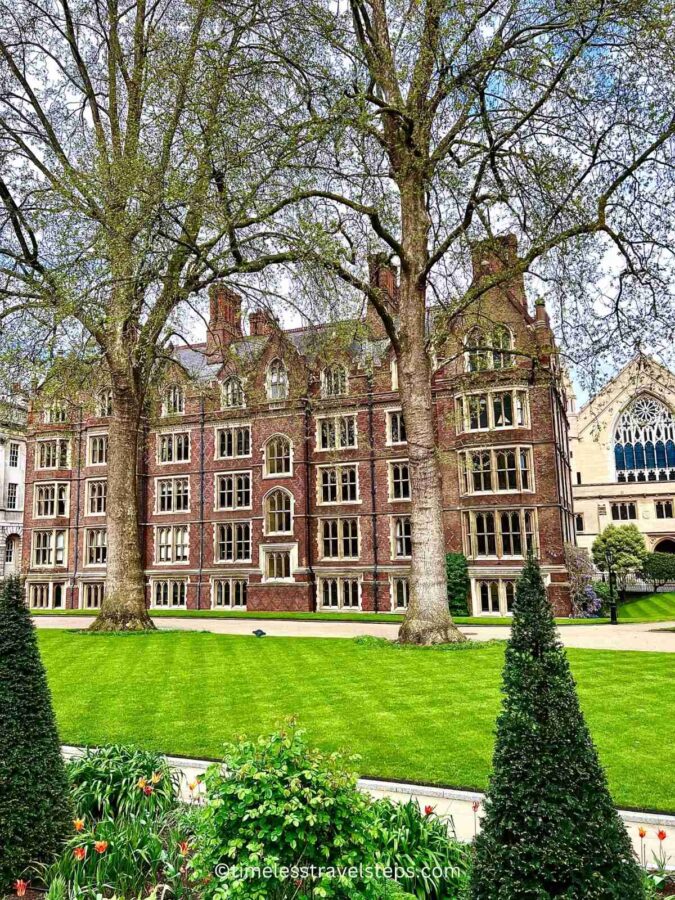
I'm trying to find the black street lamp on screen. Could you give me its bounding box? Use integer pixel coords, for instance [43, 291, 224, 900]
[605, 549, 618, 625]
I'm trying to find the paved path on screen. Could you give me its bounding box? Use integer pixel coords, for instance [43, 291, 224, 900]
[61, 746, 675, 867]
[36, 614, 675, 651]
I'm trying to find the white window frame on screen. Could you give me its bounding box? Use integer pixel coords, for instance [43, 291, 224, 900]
[162, 384, 185, 416]
[260, 543, 297, 582]
[153, 524, 190, 564]
[214, 521, 253, 563]
[455, 388, 530, 434]
[471, 577, 519, 617]
[263, 434, 294, 477]
[390, 357, 399, 391]
[215, 423, 252, 460]
[86, 479, 107, 516]
[221, 376, 245, 409]
[388, 460, 411, 501]
[96, 389, 113, 417]
[463, 508, 538, 560]
[459, 445, 535, 495]
[85, 528, 108, 567]
[151, 578, 188, 609]
[390, 575, 410, 611]
[386, 409, 407, 446]
[390, 515, 412, 559]
[27, 581, 67, 610]
[318, 516, 360, 561]
[263, 487, 294, 536]
[214, 470, 252, 511]
[35, 437, 70, 470]
[9, 442, 20, 467]
[317, 576, 362, 611]
[87, 433, 109, 466]
[211, 576, 248, 609]
[81, 581, 105, 609]
[315, 414, 358, 451]
[43, 401, 68, 424]
[156, 430, 191, 465]
[266, 358, 289, 401]
[316, 463, 361, 505]
[31, 529, 68, 568]
[154, 476, 190, 514]
[321, 364, 349, 398]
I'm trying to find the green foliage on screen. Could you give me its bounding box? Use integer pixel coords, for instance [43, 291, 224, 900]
[67, 745, 179, 821]
[446, 554, 470, 617]
[372, 799, 471, 899]
[592, 525, 648, 590]
[641, 552, 675, 591]
[188, 722, 387, 898]
[0, 576, 72, 890]
[471, 558, 645, 899]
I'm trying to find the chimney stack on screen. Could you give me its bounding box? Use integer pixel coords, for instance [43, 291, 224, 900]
[470, 234, 527, 313]
[365, 254, 398, 338]
[249, 309, 277, 337]
[206, 283, 243, 358]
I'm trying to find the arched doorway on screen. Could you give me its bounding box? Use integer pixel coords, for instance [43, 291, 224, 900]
[654, 538, 675, 554]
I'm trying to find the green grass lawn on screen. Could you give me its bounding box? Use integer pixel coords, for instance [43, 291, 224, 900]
[37, 630, 675, 813]
[620, 591, 675, 621]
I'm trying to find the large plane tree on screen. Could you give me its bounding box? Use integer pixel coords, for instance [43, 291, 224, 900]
[0, 0, 312, 629]
[283, 0, 675, 643]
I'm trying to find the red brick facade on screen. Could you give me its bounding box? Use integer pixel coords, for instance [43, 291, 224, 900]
[21, 240, 574, 616]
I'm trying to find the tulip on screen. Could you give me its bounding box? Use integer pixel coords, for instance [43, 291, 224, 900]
[73, 818, 85, 832]
[143, 784, 154, 796]
[424, 805, 434, 816]
[150, 772, 162, 784]
[472, 801, 480, 813]
[137, 777, 147, 789]
[178, 840, 190, 856]
[657, 829, 667, 841]
[94, 841, 108, 854]
[188, 780, 198, 791]
[14, 880, 28, 897]
[638, 827, 646, 839]
[73, 847, 87, 861]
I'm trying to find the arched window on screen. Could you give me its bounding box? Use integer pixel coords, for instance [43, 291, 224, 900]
[96, 389, 113, 417]
[267, 359, 288, 401]
[265, 489, 292, 534]
[265, 435, 292, 475]
[322, 365, 347, 398]
[163, 384, 184, 416]
[614, 395, 675, 483]
[4, 535, 19, 568]
[465, 326, 513, 372]
[222, 376, 244, 408]
[43, 401, 67, 424]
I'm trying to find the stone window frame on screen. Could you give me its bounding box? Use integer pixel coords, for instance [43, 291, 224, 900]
[388, 460, 411, 502]
[316, 463, 361, 506]
[463, 507, 538, 560]
[154, 475, 191, 515]
[150, 577, 188, 609]
[390, 515, 412, 559]
[221, 376, 245, 409]
[263, 487, 294, 536]
[156, 428, 191, 465]
[26, 580, 67, 609]
[31, 528, 68, 568]
[35, 436, 71, 471]
[458, 444, 535, 496]
[87, 431, 109, 466]
[317, 575, 362, 611]
[211, 576, 248, 609]
[33, 481, 70, 518]
[315, 413, 358, 452]
[385, 408, 407, 446]
[214, 520, 253, 564]
[317, 516, 361, 561]
[266, 358, 289, 402]
[471, 577, 518, 617]
[153, 524, 190, 565]
[162, 384, 185, 417]
[389, 574, 410, 611]
[260, 543, 297, 583]
[214, 470, 253, 512]
[455, 387, 530, 434]
[215, 422, 252, 460]
[262, 433, 294, 478]
[321, 364, 349, 399]
[80, 580, 105, 609]
[86, 478, 107, 516]
[84, 527, 107, 567]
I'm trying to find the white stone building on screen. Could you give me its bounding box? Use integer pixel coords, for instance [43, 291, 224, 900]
[569, 357, 675, 556]
[0, 393, 27, 576]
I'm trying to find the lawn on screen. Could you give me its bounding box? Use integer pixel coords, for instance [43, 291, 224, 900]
[38, 630, 675, 813]
[620, 591, 675, 621]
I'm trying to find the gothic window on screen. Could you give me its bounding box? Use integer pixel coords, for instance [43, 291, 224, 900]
[96, 389, 113, 417]
[614, 395, 675, 483]
[322, 365, 347, 398]
[267, 359, 288, 401]
[265, 435, 292, 475]
[465, 325, 513, 372]
[222, 376, 244, 408]
[265, 489, 292, 534]
[163, 384, 184, 416]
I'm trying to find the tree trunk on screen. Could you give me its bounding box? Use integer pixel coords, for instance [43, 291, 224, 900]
[89, 375, 154, 631]
[395, 179, 465, 644]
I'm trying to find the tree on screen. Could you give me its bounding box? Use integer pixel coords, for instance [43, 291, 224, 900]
[0, 577, 72, 890]
[592, 524, 648, 602]
[641, 551, 675, 592]
[0, 0, 312, 628]
[446, 553, 470, 617]
[279, 0, 675, 643]
[471, 557, 645, 899]
[564, 544, 601, 618]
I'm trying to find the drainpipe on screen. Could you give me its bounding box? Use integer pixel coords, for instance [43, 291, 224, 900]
[197, 396, 205, 609]
[367, 373, 379, 612]
[71, 403, 83, 609]
[303, 398, 316, 611]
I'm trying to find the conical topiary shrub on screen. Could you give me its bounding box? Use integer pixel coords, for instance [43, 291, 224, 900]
[471, 557, 645, 899]
[0, 576, 72, 891]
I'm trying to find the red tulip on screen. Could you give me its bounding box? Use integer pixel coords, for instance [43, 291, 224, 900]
[472, 801, 480, 813]
[14, 880, 28, 897]
[94, 841, 108, 854]
[178, 840, 190, 856]
[73, 847, 87, 861]
[657, 829, 667, 841]
[638, 827, 646, 839]
[424, 805, 434, 816]
[143, 784, 154, 796]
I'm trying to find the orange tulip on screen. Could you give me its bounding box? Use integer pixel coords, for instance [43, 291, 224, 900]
[94, 841, 108, 854]
[14, 880, 28, 897]
[73, 847, 87, 861]
[188, 780, 198, 791]
[657, 829, 667, 841]
[137, 777, 147, 789]
[73, 818, 85, 832]
[178, 840, 190, 856]
[638, 827, 646, 839]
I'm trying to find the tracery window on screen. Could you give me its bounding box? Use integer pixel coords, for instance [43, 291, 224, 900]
[222, 376, 244, 408]
[265, 489, 292, 534]
[465, 325, 513, 372]
[267, 359, 288, 401]
[322, 365, 348, 398]
[614, 395, 675, 483]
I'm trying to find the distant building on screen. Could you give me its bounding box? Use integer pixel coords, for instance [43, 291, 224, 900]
[569, 357, 675, 556]
[0, 393, 27, 576]
[21, 238, 573, 616]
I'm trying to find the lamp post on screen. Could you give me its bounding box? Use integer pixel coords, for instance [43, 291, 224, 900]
[605, 549, 618, 625]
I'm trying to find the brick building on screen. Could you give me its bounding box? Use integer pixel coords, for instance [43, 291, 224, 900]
[22, 238, 574, 616]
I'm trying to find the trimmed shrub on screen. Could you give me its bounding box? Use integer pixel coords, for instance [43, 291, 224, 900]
[446, 553, 470, 616]
[0, 576, 72, 890]
[592, 524, 647, 599]
[471, 557, 645, 899]
[641, 552, 675, 592]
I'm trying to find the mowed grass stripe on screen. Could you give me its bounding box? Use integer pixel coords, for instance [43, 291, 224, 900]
[37, 631, 675, 813]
